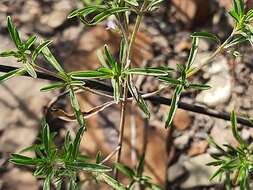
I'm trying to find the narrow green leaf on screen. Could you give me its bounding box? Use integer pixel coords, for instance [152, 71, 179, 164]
[10, 154, 41, 165]
[206, 160, 225, 166]
[42, 46, 65, 74]
[68, 5, 105, 19]
[229, 10, 240, 22]
[32, 40, 52, 61]
[191, 32, 220, 43]
[33, 166, 47, 177]
[69, 80, 85, 87]
[97, 49, 110, 68]
[128, 77, 150, 118]
[71, 127, 86, 160]
[165, 85, 183, 128]
[104, 45, 116, 69]
[25, 35, 37, 49]
[77, 154, 92, 162]
[111, 78, 121, 103]
[147, 0, 164, 11]
[124, 0, 139, 6]
[42, 123, 51, 156]
[233, 0, 244, 17]
[159, 77, 182, 86]
[96, 173, 127, 190]
[207, 135, 228, 156]
[68, 162, 111, 172]
[246, 9, 253, 21]
[72, 128, 86, 161]
[186, 37, 199, 70]
[72, 6, 130, 26]
[125, 67, 171, 76]
[7, 16, 22, 49]
[231, 111, 246, 146]
[188, 83, 211, 90]
[96, 151, 103, 164]
[0, 50, 17, 57]
[144, 182, 164, 190]
[40, 82, 65, 92]
[119, 39, 127, 65]
[225, 35, 247, 48]
[69, 88, 85, 128]
[71, 70, 109, 79]
[24, 62, 37, 78]
[137, 154, 145, 177]
[151, 184, 164, 190]
[209, 168, 223, 181]
[55, 179, 62, 190]
[114, 163, 135, 178]
[0, 68, 25, 82]
[98, 67, 114, 75]
[69, 178, 77, 190]
[43, 176, 51, 190]
[64, 131, 72, 150]
[91, 7, 130, 25]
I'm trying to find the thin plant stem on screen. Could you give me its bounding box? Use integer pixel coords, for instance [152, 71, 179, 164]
[130, 104, 137, 164]
[34, 65, 63, 80]
[101, 146, 121, 164]
[114, 0, 149, 179]
[190, 29, 236, 76]
[114, 80, 128, 179]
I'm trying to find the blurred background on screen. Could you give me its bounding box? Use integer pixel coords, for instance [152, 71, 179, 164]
[0, 0, 253, 189]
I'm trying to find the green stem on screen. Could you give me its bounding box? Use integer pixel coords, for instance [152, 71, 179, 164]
[126, 0, 149, 64]
[189, 29, 236, 76]
[114, 0, 149, 179]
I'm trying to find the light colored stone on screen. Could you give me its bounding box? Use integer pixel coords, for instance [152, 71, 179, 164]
[181, 154, 218, 188]
[20, 0, 41, 23]
[63, 26, 83, 41]
[187, 140, 209, 157]
[40, 0, 71, 28]
[206, 57, 229, 75]
[0, 35, 18, 67]
[195, 57, 232, 107]
[168, 163, 186, 182]
[0, 127, 37, 153]
[2, 168, 38, 190]
[174, 133, 191, 149]
[210, 120, 238, 147]
[153, 36, 168, 48]
[241, 128, 251, 141]
[196, 74, 232, 107]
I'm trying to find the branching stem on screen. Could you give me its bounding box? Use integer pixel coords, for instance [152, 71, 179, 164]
[114, 0, 149, 179]
[190, 29, 236, 76]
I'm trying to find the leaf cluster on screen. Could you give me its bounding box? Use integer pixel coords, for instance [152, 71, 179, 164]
[114, 154, 163, 190]
[10, 122, 111, 190]
[207, 111, 253, 190]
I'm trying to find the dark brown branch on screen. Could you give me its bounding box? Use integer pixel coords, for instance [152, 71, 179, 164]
[0, 64, 252, 127]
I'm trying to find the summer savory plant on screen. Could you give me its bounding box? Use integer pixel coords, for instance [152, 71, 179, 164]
[0, 0, 253, 189]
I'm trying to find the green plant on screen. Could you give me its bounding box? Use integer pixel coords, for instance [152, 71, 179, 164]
[10, 122, 112, 189]
[207, 111, 253, 190]
[80, 0, 103, 6]
[0, 0, 253, 189]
